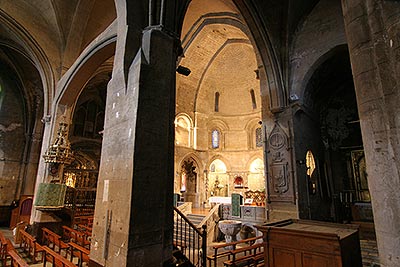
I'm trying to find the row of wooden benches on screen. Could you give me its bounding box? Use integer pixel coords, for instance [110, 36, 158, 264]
[3, 225, 91, 267]
[1, 230, 29, 267]
[40, 226, 90, 267]
[207, 236, 265, 267]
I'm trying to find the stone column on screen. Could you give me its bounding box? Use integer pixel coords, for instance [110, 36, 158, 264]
[90, 26, 178, 266]
[342, 1, 400, 266]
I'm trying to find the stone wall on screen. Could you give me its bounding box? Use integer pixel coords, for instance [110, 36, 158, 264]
[0, 69, 25, 206]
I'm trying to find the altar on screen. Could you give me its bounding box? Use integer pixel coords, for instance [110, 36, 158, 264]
[208, 196, 231, 205]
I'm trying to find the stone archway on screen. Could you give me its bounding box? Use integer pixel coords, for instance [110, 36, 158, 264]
[295, 46, 365, 222]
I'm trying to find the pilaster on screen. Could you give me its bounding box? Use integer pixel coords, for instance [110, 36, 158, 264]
[90, 26, 179, 267]
[342, 1, 400, 266]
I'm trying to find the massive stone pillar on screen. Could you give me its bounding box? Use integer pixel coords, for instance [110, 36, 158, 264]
[342, 1, 400, 266]
[89, 24, 179, 267]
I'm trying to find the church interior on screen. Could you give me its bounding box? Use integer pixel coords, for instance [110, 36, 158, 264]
[0, 0, 399, 266]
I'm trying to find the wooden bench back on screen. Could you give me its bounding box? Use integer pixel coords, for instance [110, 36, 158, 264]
[8, 250, 29, 267]
[62, 226, 90, 248]
[42, 228, 68, 253]
[43, 246, 75, 267]
[19, 229, 44, 263]
[0, 231, 9, 265]
[20, 229, 35, 246]
[68, 241, 90, 266]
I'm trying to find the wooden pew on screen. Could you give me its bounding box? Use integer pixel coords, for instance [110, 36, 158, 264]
[43, 246, 76, 267]
[76, 224, 92, 236]
[68, 242, 90, 267]
[73, 216, 93, 228]
[19, 229, 44, 263]
[42, 228, 69, 253]
[223, 242, 264, 267]
[2, 238, 29, 267]
[62, 226, 90, 249]
[0, 230, 8, 266]
[207, 236, 263, 267]
[7, 250, 29, 267]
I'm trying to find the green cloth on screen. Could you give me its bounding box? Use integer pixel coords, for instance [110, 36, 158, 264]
[34, 183, 67, 208]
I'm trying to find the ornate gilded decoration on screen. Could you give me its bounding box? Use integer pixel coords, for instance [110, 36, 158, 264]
[43, 122, 74, 165]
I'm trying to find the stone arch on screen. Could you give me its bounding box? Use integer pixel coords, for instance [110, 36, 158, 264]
[245, 118, 262, 149]
[178, 154, 202, 207]
[175, 113, 194, 148]
[246, 156, 265, 191]
[0, 10, 54, 115]
[207, 155, 231, 173]
[300, 44, 349, 108]
[207, 157, 230, 198]
[207, 119, 229, 150]
[55, 23, 116, 109]
[294, 44, 360, 222]
[176, 4, 285, 112]
[231, 1, 286, 111]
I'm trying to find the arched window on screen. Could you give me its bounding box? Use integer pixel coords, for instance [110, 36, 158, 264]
[209, 159, 228, 197]
[255, 127, 263, 147]
[306, 150, 317, 194]
[248, 158, 265, 190]
[211, 129, 220, 149]
[215, 92, 220, 112]
[250, 89, 257, 109]
[175, 115, 192, 147]
[306, 150, 316, 177]
[73, 100, 104, 139]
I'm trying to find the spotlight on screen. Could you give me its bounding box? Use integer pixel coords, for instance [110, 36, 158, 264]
[176, 65, 191, 76]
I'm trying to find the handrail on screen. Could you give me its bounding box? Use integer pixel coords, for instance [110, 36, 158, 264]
[174, 207, 207, 267]
[174, 207, 203, 235]
[198, 204, 220, 228]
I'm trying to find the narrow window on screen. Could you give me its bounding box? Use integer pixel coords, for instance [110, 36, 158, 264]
[212, 129, 220, 149]
[255, 127, 263, 147]
[250, 89, 257, 109]
[215, 92, 220, 112]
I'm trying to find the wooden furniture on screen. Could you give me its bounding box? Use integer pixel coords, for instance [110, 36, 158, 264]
[223, 242, 264, 267]
[68, 242, 90, 267]
[256, 219, 362, 267]
[0, 230, 8, 266]
[62, 225, 90, 249]
[9, 195, 33, 229]
[19, 229, 44, 263]
[42, 228, 69, 253]
[207, 236, 262, 267]
[7, 249, 30, 267]
[43, 246, 76, 267]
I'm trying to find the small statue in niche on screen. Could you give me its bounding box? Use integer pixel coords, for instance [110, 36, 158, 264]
[181, 159, 197, 193]
[182, 159, 196, 182]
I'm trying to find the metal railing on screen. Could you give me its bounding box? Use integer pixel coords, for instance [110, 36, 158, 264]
[174, 207, 207, 267]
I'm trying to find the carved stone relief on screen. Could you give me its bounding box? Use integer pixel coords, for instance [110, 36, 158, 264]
[268, 122, 293, 202]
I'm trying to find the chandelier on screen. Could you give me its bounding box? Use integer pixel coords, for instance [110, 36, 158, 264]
[43, 122, 74, 165]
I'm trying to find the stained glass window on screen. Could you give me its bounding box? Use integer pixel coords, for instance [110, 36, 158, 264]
[212, 129, 219, 149]
[256, 127, 263, 147]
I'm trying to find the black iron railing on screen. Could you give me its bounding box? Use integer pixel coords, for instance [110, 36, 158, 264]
[173, 207, 207, 267]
